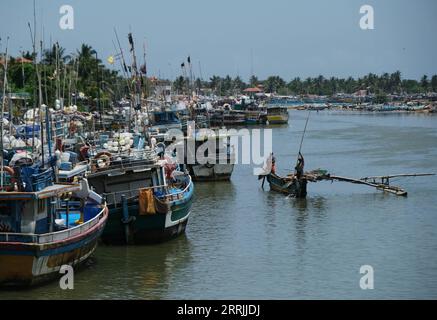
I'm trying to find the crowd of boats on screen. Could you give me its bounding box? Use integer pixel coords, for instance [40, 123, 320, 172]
[0, 91, 290, 287]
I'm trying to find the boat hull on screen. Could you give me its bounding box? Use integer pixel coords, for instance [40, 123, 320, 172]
[266, 173, 307, 198]
[267, 114, 289, 124]
[101, 187, 193, 245]
[0, 207, 108, 287]
[189, 164, 234, 181]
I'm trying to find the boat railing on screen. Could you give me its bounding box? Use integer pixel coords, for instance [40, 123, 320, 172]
[89, 151, 159, 173]
[0, 205, 107, 244]
[104, 175, 193, 206]
[105, 184, 167, 206]
[159, 175, 192, 202]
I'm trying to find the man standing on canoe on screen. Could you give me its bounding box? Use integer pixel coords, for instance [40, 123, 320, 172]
[293, 152, 307, 198]
[295, 152, 304, 178]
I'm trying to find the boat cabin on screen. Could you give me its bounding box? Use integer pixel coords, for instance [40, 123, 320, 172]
[0, 183, 80, 235]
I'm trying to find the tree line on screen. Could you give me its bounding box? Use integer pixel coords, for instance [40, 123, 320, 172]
[2, 44, 436, 110]
[1, 43, 124, 110]
[174, 72, 437, 96]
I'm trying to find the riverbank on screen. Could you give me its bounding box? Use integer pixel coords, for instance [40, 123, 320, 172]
[286, 102, 437, 114]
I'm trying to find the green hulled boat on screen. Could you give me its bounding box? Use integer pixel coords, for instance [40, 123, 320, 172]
[86, 149, 194, 245]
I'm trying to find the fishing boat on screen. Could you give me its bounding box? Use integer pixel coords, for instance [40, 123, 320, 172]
[266, 106, 289, 124]
[150, 110, 182, 133]
[264, 172, 308, 198]
[184, 132, 235, 181]
[260, 111, 435, 198]
[233, 98, 267, 125]
[262, 168, 435, 198]
[223, 110, 246, 126]
[86, 148, 194, 245]
[0, 166, 108, 287]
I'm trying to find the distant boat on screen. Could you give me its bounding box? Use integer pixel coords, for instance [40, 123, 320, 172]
[150, 110, 182, 133]
[267, 106, 289, 124]
[0, 166, 108, 287]
[223, 110, 246, 126]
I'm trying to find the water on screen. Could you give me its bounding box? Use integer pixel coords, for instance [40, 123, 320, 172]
[2, 110, 437, 299]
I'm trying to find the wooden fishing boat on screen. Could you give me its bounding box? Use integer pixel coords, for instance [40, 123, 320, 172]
[262, 168, 434, 198]
[244, 109, 267, 125]
[223, 110, 246, 126]
[86, 150, 194, 245]
[0, 167, 108, 287]
[260, 111, 434, 198]
[266, 106, 289, 124]
[264, 172, 307, 198]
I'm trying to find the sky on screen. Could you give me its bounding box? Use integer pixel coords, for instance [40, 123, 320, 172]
[0, 0, 436, 81]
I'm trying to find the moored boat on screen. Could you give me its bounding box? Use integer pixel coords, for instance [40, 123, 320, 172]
[266, 106, 289, 124]
[0, 166, 108, 287]
[86, 149, 194, 245]
[184, 133, 235, 181]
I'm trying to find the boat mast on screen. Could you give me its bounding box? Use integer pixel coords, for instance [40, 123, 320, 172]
[95, 51, 104, 131]
[142, 39, 150, 124]
[0, 37, 9, 190]
[128, 32, 141, 133]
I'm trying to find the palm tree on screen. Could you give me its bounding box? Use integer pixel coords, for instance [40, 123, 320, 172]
[77, 44, 97, 79]
[43, 43, 70, 65]
[249, 75, 259, 87]
[232, 76, 245, 92]
[209, 75, 221, 93]
[421, 75, 429, 93]
[390, 71, 401, 93]
[431, 75, 437, 92]
[173, 76, 186, 93]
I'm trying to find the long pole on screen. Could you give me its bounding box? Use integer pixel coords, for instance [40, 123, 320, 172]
[142, 40, 150, 122]
[28, 20, 37, 156]
[1, 37, 10, 190]
[296, 110, 310, 166]
[95, 52, 103, 130]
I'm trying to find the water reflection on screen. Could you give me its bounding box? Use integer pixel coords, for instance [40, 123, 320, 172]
[91, 235, 193, 299]
[291, 196, 328, 250]
[0, 236, 193, 300]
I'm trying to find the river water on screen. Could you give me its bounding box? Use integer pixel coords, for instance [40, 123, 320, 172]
[1, 110, 437, 299]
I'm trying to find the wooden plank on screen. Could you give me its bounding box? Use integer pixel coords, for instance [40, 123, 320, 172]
[329, 175, 407, 196]
[360, 173, 435, 180]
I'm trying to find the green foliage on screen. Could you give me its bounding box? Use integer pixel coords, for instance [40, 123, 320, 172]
[375, 92, 388, 104]
[196, 71, 436, 97]
[3, 43, 124, 110]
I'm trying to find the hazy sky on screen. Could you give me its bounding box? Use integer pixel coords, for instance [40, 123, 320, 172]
[1, 0, 436, 81]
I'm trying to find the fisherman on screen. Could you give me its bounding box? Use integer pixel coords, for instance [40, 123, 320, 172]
[271, 153, 276, 174]
[295, 152, 304, 178]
